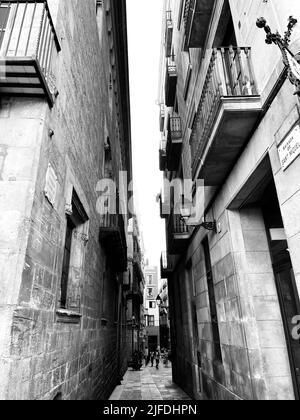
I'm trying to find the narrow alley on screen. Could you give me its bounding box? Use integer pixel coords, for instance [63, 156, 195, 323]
[110, 366, 190, 401]
[1, 0, 300, 404]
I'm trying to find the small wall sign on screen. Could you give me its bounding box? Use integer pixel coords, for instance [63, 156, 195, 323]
[278, 124, 300, 171]
[44, 163, 58, 206]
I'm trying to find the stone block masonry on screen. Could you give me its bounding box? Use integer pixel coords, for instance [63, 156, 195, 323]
[0, 0, 131, 400]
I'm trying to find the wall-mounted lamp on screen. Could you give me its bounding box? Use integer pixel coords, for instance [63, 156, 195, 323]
[180, 204, 217, 233]
[256, 16, 300, 96]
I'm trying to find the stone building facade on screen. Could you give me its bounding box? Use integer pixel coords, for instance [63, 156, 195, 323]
[158, 279, 170, 351]
[126, 216, 145, 355]
[159, 0, 300, 400]
[144, 266, 160, 352]
[0, 0, 133, 400]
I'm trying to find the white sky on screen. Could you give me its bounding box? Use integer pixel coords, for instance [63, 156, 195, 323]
[127, 0, 166, 269]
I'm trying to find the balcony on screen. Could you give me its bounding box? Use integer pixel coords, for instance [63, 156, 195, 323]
[183, 0, 216, 50]
[159, 137, 167, 171]
[127, 279, 144, 304]
[99, 195, 127, 272]
[191, 47, 262, 186]
[159, 193, 169, 219]
[0, 1, 60, 106]
[165, 10, 173, 58]
[160, 252, 175, 279]
[165, 57, 177, 107]
[166, 116, 182, 171]
[167, 211, 190, 255]
[159, 104, 165, 132]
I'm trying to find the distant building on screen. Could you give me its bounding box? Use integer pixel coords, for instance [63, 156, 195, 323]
[159, 0, 300, 401]
[144, 266, 160, 351]
[126, 216, 145, 355]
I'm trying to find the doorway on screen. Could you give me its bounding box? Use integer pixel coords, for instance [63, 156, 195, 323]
[260, 181, 300, 400]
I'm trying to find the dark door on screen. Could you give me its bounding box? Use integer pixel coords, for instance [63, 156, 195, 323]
[261, 181, 300, 399]
[274, 254, 300, 399]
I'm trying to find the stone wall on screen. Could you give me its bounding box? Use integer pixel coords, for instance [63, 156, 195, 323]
[165, 0, 300, 400]
[0, 0, 131, 400]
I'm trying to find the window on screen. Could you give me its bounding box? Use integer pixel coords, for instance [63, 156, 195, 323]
[147, 288, 154, 298]
[147, 275, 153, 285]
[0, 4, 11, 50]
[203, 237, 222, 362]
[148, 316, 155, 327]
[60, 189, 89, 312]
[61, 218, 75, 309]
[149, 301, 156, 309]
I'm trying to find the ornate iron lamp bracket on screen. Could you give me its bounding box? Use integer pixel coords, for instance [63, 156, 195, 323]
[201, 221, 217, 233]
[256, 16, 300, 96]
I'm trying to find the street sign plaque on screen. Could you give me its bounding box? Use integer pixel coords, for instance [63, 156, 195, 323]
[278, 124, 300, 171]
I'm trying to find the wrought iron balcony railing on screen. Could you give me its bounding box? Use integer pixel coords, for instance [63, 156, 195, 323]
[160, 252, 175, 278]
[159, 137, 167, 171]
[190, 46, 261, 183]
[0, 1, 60, 105]
[159, 103, 165, 132]
[166, 116, 182, 171]
[165, 10, 173, 58]
[167, 210, 190, 255]
[99, 194, 127, 272]
[165, 57, 177, 107]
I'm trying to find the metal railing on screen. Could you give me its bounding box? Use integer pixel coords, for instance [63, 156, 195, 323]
[190, 46, 258, 176]
[166, 10, 173, 28]
[159, 103, 165, 131]
[0, 1, 60, 83]
[167, 56, 177, 75]
[168, 210, 189, 237]
[168, 116, 182, 142]
[160, 136, 167, 152]
[99, 193, 125, 233]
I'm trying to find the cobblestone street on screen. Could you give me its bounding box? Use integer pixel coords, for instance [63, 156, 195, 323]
[110, 365, 191, 401]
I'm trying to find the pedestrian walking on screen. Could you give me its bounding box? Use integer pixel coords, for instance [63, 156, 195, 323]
[150, 351, 155, 367]
[155, 349, 160, 370]
[163, 350, 169, 367]
[144, 347, 149, 366]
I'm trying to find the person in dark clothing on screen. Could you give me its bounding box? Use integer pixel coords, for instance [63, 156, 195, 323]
[150, 351, 155, 367]
[144, 347, 149, 366]
[155, 349, 160, 369]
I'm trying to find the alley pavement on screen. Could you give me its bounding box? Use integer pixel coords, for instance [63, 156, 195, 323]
[109, 364, 191, 401]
